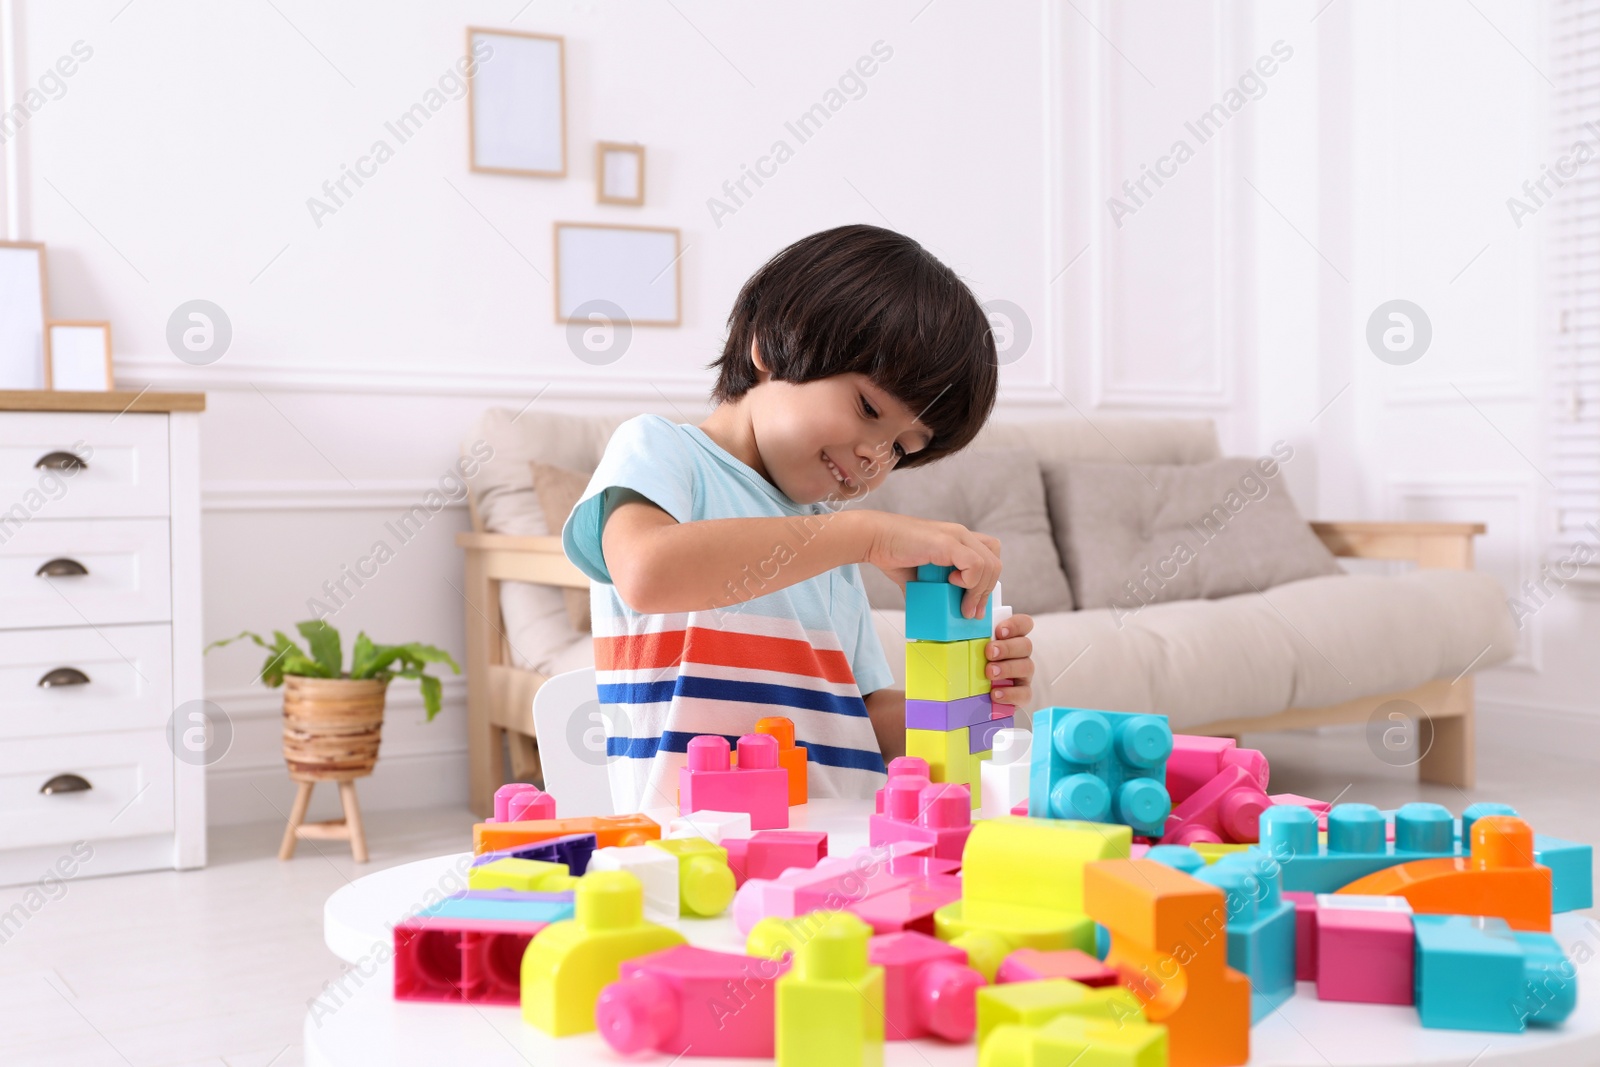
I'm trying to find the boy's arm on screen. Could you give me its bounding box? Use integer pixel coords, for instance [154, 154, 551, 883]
[602, 492, 1002, 617]
[864, 688, 906, 764]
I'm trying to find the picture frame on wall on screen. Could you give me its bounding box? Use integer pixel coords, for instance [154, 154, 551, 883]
[0, 241, 49, 391]
[553, 222, 681, 326]
[46, 321, 114, 392]
[596, 142, 645, 205]
[467, 27, 567, 178]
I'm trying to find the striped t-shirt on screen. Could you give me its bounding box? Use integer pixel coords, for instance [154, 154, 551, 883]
[563, 415, 893, 814]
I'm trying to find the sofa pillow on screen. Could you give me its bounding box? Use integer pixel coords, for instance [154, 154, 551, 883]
[1047, 455, 1343, 616]
[845, 447, 1075, 616]
[531, 461, 593, 632]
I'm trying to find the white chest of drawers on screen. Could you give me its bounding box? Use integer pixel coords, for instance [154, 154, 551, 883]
[0, 391, 206, 885]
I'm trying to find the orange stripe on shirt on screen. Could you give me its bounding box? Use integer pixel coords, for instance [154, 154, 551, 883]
[593, 629, 687, 671]
[680, 626, 857, 684]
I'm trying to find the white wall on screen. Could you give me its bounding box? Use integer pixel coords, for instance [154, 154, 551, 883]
[3, 0, 1588, 827]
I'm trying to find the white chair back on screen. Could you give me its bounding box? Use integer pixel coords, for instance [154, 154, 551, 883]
[530, 667, 615, 817]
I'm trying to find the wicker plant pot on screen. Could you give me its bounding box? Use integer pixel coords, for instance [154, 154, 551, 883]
[278, 676, 388, 863]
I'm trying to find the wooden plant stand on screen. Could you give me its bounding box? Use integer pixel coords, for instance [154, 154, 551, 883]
[277, 676, 386, 863]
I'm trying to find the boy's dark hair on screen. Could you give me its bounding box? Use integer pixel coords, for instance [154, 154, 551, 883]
[710, 224, 998, 467]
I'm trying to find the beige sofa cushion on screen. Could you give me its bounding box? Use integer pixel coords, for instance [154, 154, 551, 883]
[530, 461, 593, 632]
[1051, 457, 1343, 613]
[869, 568, 1515, 731]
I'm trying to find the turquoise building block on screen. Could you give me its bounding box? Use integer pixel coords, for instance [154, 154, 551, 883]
[904, 579, 992, 642]
[916, 564, 955, 582]
[1027, 707, 1171, 837]
[1144, 844, 1205, 875]
[419, 895, 575, 924]
[1413, 916, 1577, 1033]
[1258, 802, 1459, 894]
[1535, 834, 1594, 912]
[1197, 850, 1296, 1022]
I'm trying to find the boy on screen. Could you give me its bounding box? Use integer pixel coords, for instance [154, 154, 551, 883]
[563, 224, 1036, 813]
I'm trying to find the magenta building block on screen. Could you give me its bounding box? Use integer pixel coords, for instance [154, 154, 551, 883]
[869, 778, 973, 862]
[1285, 891, 1318, 981]
[1161, 763, 1271, 845]
[491, 783, 534, 823]
[906, 694, 994, 731]
[852, 875, 964, 937]
[744, 830, 829, 881]
[393, 915, 549, 1003]
[871, 930, 986, 1041]
[996, 948, 1118, 987]
[597, 944, 790, 1057]
[877, 757, 931, 813]
[970, 716, 1013, 754]
[1316, 907, 1414, 1005]
[1010, 798, 1029, 816]
[679, 734, 789, 829]
[1168, 734, 1270, 804]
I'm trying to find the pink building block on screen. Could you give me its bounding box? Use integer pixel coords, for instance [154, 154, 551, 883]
[1285, 891, 1318, 981]
[876, 756, 931, 813]
[1168, 734, 1270, 804]
[726, 830, 830, 887]
[490, 783, 555, 823]
[871, 930, 986, 1041]
[996, 948, 1118, 988]
[869, 775, 973, 862]
[596, 944, 790, 1057]
[1010, 798, 1029, 816]
[393, 915, 549, 1003]
[732, 843, 960, 935]
[1315, 906, 1414, 1005]
[1161, 763, 1271, 845]
[852, 870, 965, 936]
[679, 734, 789, 830]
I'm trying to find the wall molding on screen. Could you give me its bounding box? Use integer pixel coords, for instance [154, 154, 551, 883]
[1476, 694, 1600, 759]
[207, 747, 468, 826]
[203, 479, 474, 513]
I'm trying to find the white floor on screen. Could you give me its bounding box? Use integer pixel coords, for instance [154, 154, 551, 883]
[0, 726, 1592, 1067]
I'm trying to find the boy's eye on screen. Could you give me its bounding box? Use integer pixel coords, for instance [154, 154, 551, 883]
[892, 442, 907, 460]
[860, 395, 878, 419]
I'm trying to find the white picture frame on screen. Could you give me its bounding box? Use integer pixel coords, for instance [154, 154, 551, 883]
[0, 241, 49, 390]
[46, 321, 114, 392]
[467, 27, 566, 178]
[596, 142, 645, 206]
[553, 222, 681, 327]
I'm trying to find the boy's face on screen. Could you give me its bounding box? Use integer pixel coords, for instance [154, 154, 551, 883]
[745, 366, 932, 506]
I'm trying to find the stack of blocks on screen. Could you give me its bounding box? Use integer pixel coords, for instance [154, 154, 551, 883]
[903, 564, 1003, 809]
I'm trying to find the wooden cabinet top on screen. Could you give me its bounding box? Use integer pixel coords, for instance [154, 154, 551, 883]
[0, 390, 205, 413]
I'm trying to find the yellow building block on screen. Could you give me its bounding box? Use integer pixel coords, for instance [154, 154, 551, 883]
[984, 1014, 1168, 1067]
[977, 979, 1146, 1049]
[647, 837, 736, 917]
[907, 727, 971, 784]
[776, 912, 884, 1067]
[520, 870, 686, 1036]
[468, 857, 572, 892]
[906, 640, 976, 701]
[748, 910, 845, 962]
[971, 749, 993, 809]
[1191, 842, 1250, 865]
[968, 636, 994, 696]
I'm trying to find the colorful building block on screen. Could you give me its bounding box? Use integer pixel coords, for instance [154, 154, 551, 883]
[1283, 891, 1317, 981]
[665, 809, 753, 843]
[1195, 851, 1295, 1021]
[907, 726, 971, 785]
[646, 836, 736, 917]
[491, 782, 555, 823]
[976, 978, 1145, 1049]
[907, 638, 989, 700]
[1256, 802, 1458, 894]
[474, 813, 659, 855]
[589, 845, 681, 925]
[876, 757, 930, 811]
[936, 816, 1131, 980]
[1143, 844, 1205, 875]
[596, 944, 787, 1057]
[971, 716, 1013, 754]
[870, 930, 986, 1041]
[906, 693, 994, 731]
[1191, 842, 1251, 864]
[1161, 764, 1269, 846]
[471, 832, 597, 875]
[679, 734, 789, 830]
[520, 870, 687, 1036]
[869, 774, 973, 862]
[734, 846, 914, 935]
[467, 857, 575, 893]
[1084, 859, 1251, 1067]
[732, 829, 829, 884]
[1166, 735, 1268, 804]
[996, 948, 1118, 987]
[1413, 915, 1577, 1032]
[754, 716, 809, 805]
[775, 912, 884, 1067]
[417, 890, 574, 924]
[1313, 901, 1413, 1005]
[393, 915, 549, 1004]
[1335, 815, 1552, 931]
[1029, 708, 1173, 837]
[980, 728, 1031, 821]
[984, 1013, 1169, 1067]
[906, 577, 993, 642]
[1535, 833, 1594, 913]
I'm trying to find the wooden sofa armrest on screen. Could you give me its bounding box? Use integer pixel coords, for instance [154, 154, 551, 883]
[1310, 521, 1486, 571]
[455, 531, 589, 589]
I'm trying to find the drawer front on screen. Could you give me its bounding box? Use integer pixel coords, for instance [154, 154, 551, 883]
[0, 411, 169, 519]
[0, 729, 175, 848]
[0, 625, 173, 739]
[0, 518, 172, 629]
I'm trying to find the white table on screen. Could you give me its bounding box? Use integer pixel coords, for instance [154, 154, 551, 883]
[307, 800, 1600, 1067]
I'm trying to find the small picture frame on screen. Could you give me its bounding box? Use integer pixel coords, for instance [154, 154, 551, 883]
[467, 27, 567, 178]
[596, 142, 645, 206]
[46, 321, 113, 392]
[553, 222, 681, 326]
[0, 240, 49, 390]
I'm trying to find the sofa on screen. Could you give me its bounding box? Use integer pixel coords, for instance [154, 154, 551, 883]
[458, 408, 1516, 818]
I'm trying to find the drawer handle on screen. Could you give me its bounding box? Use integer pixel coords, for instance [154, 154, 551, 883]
[34, 450, 87, 473]
[39, 773, 92, 795]
[35, 558, 89, 578]
[38, 667, 91, 688]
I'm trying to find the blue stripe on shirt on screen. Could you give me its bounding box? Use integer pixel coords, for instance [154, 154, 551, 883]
[606, 731, 885, 773]
[597, 675, 870, 718]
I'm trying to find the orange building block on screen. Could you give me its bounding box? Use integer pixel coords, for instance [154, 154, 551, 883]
[1336, 815, 1552, 932]
[757, 717, 808, 806]
[474, 813, 660, 856]
[1084, 859, 1250, 1067]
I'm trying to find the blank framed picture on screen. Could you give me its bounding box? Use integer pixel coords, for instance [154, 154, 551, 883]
[46, 321, 113, 392]
[554, 222, 681, 326]
[596, 142, 645, 205]
[467, 27, 566, 177]
[0, 241, 49, 390]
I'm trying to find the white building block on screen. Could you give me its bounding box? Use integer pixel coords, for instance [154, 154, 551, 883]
[980, 727, 1031, 820]
[1316, 894, 1414, 913]
[588, 845, 680, 923]
[665, 810, 753, 843]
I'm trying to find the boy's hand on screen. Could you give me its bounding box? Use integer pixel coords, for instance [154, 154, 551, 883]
[985, 613, 1035, 712]
[861, 512, 1001, 619]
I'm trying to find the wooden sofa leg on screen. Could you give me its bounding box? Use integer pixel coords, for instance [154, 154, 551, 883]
[1418, 685, 1476, 790]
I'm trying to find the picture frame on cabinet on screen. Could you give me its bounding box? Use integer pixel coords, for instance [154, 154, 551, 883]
[0, 241, 49, 391]
[46, 321, 114, 392]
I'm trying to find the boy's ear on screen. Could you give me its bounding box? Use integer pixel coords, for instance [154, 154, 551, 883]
[751, 338, 769, 375]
